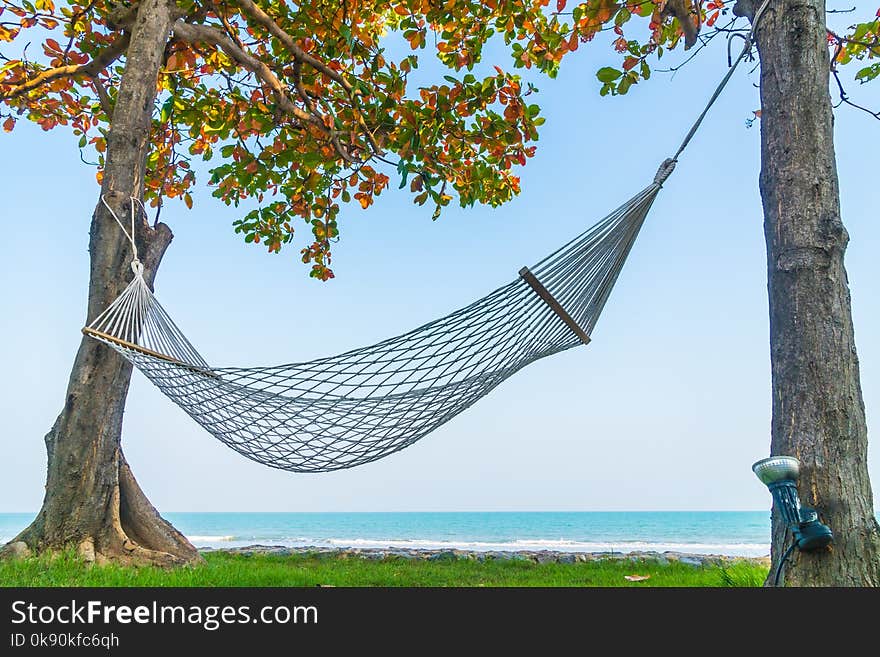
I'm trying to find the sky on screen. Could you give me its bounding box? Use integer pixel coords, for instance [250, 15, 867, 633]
[1, 13, 878, 513]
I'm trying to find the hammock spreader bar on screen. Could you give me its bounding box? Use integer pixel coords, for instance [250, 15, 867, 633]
[518, 267, 591, 346]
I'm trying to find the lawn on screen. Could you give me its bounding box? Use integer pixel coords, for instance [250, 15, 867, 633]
[0, 551, 768, 587]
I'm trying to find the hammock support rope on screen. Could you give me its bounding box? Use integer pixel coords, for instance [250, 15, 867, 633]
[84, 1, 770, 473]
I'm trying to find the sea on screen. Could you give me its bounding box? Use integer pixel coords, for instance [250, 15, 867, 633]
[0, 511, 771, 557]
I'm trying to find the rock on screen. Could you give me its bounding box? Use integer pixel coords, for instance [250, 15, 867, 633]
[2, 541, 31, 560]
[387, 550, 417, 560]
[678, 556, 705, 567]
[591, 551, 617, 560]
[78, 538, 96, 563]
[233, 544, 291, 556]
[206, 545, 768, 569]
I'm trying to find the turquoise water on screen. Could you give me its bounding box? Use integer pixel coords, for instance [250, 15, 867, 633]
[0, 511, 771, 556]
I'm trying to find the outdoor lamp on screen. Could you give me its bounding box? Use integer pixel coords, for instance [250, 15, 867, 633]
[752, 456, 833, 552]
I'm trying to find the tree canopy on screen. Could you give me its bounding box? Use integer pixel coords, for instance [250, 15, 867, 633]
[1, 1, 877, 279]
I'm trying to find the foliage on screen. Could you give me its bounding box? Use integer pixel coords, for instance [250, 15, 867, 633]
[1, 1, 876, 279]
[719, 562, 766, 587]
[0, 550, 770, 586]
[831, 8, 880, 84]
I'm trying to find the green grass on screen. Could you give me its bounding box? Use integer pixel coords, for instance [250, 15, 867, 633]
[0, 551, 768, 587]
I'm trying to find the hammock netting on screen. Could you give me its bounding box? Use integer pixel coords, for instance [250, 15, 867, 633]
[85, 164, 672, 472]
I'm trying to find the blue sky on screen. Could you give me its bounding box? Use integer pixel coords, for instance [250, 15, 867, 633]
[1, 17, 877, 512]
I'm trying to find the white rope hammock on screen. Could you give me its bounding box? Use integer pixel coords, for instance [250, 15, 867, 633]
[86, 168, 669, 472]
[83, 0, 771, 472]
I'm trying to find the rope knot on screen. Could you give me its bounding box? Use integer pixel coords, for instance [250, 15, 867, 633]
[653, 158, 677, 186]
[131, 259, 144, 277]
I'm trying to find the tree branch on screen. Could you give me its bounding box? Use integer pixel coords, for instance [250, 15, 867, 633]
[91, 75, 113, 117]
[0, 33, 130, 101]
[827, 29, 880, 52]
[106, 3, 140, 30]
[170, 20, 356, 162]
[232, 0, 353, 93]
[831, 66, 880, 121]
[218, 3, 246, 50]
[229, 1, 384, 157]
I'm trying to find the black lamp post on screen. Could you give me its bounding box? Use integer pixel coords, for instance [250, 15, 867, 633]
[752, 455, 833, 552]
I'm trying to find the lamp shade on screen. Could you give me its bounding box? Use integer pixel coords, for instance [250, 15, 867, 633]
[752, 456, 800, 485]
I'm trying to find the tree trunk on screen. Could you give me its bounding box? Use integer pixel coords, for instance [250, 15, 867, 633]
[1, 0, 200, 566]
[751, 0, 880, 585]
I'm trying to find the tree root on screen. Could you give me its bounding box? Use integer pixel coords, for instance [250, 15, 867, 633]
[2, 449, 202, 568]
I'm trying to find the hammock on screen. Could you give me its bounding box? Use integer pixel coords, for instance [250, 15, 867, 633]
[83, 0, 770, 472]
[85, 162, 671, 472]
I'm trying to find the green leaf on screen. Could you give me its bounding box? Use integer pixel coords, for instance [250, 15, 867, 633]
[855, 63, 880, 84]
[159, 97, 174, 124]
[339, 23, 352, 45]
[618, 74, 635, 95]
[596, 67, 622, 83]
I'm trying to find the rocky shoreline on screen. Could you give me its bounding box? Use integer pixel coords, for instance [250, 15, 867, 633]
[206, 545, 770, 567]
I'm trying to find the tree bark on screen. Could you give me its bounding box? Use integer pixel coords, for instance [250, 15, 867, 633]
[1, 0, 200, 566]
[752, 0, 880, 585]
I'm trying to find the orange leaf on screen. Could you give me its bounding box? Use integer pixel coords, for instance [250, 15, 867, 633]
[623, 57, 639, 71]
[2, 117, 14, 133]
[184, 193, 193, 209]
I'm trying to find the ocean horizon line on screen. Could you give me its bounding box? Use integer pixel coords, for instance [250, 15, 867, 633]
[0, 509, 772, 515]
